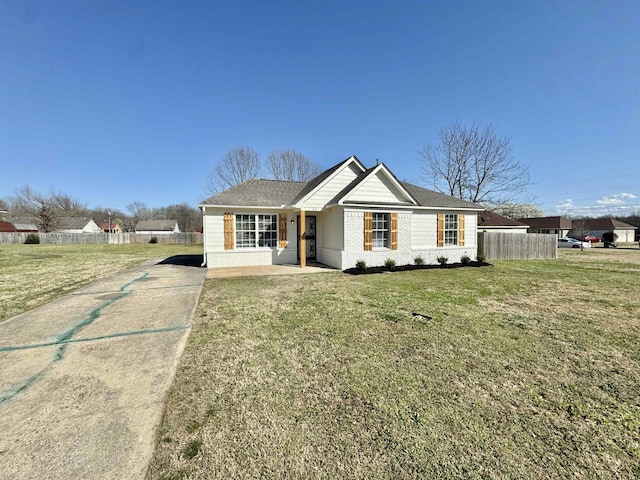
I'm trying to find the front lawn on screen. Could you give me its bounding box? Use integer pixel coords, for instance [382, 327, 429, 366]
[149, 249, 640, 479]
[0, 243, 202, 322]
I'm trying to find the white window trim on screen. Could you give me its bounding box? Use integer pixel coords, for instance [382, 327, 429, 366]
[235, 214, 278, 249]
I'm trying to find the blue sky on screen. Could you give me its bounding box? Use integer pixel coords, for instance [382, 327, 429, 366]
[1, 0, 638, 216]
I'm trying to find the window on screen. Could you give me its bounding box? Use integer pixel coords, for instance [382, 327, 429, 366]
[444, 214, 458, 245]
[235, 214, 277, 248]
[372, 213, 390, 248]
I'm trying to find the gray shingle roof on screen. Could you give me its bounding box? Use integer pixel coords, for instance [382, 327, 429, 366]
[200, 180, 307, 207]
[401, 182, 481, 209]
[199, 159, 482, 211]
[135, 220, 178, 231]
[57, 217, 94, 229]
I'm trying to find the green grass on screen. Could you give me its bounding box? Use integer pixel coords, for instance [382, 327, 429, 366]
[147, 249, 640, 479]
[0, 243, 202, 322]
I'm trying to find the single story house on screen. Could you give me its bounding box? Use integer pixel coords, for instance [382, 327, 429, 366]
[517, 216, 573, 237]
[0, 218, 39, 233]
[57, 217, 102, 234]
[478, 211, 529, 234]
[571, 218, 638, 243]
[199, 155, 483, 270]
[99, 222, 123, 233]
[135, 220, 180, 235]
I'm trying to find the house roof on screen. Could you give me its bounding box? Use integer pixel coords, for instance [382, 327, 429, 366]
[478, 211, 529, 227]
[4, 218, 38, 231]
[516, 216, 573, 229]
[58, 217, 94, 229]
[573, 218, 637, 230]
[200, 157, 482, 211]
[135, 220, 178, 231]
[201, 180, 307, 207]
[401, 182, 481, 209]
[290, 155, 366, 205]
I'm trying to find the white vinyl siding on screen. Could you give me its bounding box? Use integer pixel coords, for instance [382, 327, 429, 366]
[300, 163, 361, 209]
[344, 172, 408, 204]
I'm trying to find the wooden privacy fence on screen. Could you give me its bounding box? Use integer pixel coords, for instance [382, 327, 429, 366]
[0, 232, 203, 245]
[477, 232, 557, 260]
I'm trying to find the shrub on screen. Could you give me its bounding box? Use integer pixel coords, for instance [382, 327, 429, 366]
[437, 256, 448, 265]
[476, 253, 486, 263]
[355, 259, 367, 271]
[414, 255, 424, 265]
[149, 236, 158, 244]
[24, 233, 40, 244]
[461, 255, 471, 264]
[384, 258, 396, 270]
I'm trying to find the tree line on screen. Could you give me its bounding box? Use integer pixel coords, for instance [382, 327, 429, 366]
[1, 187, 202, 233]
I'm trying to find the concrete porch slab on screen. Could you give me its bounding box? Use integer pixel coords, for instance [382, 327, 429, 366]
[205, 263, 337, 279]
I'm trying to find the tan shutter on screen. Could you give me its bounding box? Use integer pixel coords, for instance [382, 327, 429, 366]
[437, 213, 444, 247]
[390, 213, 398, 250]
[224, 213, 234, 250]
[364, 212, 373, 251]
[458, 214, 465, 246]
[278, 213, 288, 248]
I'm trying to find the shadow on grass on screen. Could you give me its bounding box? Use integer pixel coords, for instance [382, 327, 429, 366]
[157, 255, 204, 267]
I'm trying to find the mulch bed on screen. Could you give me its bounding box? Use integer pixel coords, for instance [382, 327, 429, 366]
[343, 261, 490, 275]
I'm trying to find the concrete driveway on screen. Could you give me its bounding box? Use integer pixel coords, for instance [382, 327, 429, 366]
[0, 257, 206, 479]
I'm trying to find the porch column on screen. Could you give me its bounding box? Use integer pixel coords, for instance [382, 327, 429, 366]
[299, 209, 306, 268]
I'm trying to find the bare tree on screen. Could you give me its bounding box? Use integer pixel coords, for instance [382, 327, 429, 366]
[266, 149, 322, 182]
[13, 186, 59, 232]
[419, 122, 532, 205]
[53, 192, 87, 215]
[205, 147, 261, 194]
[126, 201, 150, 231]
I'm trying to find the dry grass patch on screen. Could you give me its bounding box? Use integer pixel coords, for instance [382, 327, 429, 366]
[148, 249, 640, 479]
[0, 243, 202, 322]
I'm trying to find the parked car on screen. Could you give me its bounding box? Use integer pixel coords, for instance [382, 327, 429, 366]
[558, 237, 591, 249]
[582, 235, 601, 243]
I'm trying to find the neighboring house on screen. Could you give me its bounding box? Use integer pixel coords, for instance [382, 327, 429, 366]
[571, 218, 638, 243]
[135, 220, 180, 235]
[478, 211, 529, 234]
[0, 218, 39, 232]
[57, 217, 103, 234]
[0, 200, 7, 219]
[99, 222, 123, 233]
[199, 155, 483, 270]
[517, 216, 573, 237]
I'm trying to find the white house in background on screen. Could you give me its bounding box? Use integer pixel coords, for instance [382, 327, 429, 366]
[478, 211, 530, 234]
[135, 220, 180, 235]
[57, 217, 102, 234]
[571, 218, 638, 243]
[199, 155, 483, 270]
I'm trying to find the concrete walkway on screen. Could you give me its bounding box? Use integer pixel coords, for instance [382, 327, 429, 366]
[0, 259, 206, 480]
[206, 262, 337, 279]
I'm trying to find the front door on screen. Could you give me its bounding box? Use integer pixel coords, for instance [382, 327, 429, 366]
[297, 215, 317, 262]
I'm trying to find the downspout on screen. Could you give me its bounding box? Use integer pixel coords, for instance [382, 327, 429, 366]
[200, 205, 207, 267]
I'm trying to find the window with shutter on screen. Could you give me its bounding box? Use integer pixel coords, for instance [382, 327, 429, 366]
[458, 214, 465, 247]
